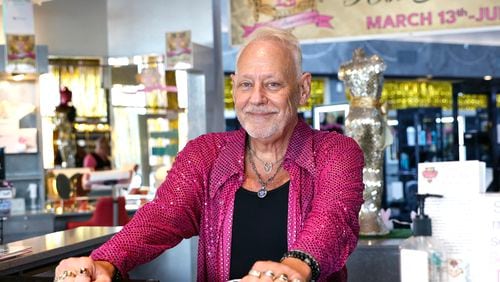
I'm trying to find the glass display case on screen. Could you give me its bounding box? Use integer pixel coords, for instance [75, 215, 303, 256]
[111, 54, 206, 190]
[452, 80, 500, 192]
[0, 76, 45, 210]
[396, 107, 443, 181]
[111, 56, 179, 189]
[137, 111, 180, 187]
[40, 58, 107, 169]
[383, 107, 444, 223]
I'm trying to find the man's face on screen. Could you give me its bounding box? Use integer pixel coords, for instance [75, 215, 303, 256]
[231, 40, 310, 140]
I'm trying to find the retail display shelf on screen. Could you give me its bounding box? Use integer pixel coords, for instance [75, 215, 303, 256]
[5, 173, 43, 181]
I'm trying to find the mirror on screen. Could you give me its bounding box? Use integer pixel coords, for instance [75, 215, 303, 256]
[312, 103, 349, 134]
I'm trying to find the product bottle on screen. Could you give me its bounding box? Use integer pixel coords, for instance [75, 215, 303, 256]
[406, 126, 416, 146]
[400, 194, 447, 282]
[400, 152, 409, 171]
[418, 125, 426, 146]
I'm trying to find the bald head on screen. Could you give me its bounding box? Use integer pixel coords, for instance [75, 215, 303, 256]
[235, 27, 303, 79]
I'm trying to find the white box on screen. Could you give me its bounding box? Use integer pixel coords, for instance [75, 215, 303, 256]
[417, 161, 495, 281]
[0, 188, 13, 199]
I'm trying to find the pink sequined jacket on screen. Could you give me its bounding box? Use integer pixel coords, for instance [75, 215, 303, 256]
[91, 120, 364, 281]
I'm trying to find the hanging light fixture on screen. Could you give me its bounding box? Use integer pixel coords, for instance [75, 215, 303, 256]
[0, 0, 52, 5]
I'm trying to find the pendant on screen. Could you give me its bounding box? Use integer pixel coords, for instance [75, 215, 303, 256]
[263, 162, 273, 173]
[257, 186, 268, 198]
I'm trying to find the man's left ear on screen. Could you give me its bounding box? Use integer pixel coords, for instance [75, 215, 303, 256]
[298, 72, 312, 105]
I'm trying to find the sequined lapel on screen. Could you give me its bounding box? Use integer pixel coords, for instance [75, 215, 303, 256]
[285, 120, 316, 176]
[208, 128, 246, 199]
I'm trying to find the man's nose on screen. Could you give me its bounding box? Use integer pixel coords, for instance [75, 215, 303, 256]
[249, 84, 267, 104]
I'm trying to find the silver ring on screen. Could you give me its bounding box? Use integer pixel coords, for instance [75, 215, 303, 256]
[264, 270, 275, 278]
[274, 273, 289, 281]
[79, 267, 89, 276]
[248, 269, 261, 278]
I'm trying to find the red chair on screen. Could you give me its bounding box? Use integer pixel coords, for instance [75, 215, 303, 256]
[67, 196, 130, 229]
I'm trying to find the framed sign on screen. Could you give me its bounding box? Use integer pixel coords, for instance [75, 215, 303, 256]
[5, 34, 36, 73]
[3, 0, 36, 73]
[166, 30, 193, 70]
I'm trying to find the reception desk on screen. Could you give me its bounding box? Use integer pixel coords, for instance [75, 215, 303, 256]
[0, 226, 121, 276]
[0, 207, 137, 245]
[0, 226, 402, 281]
[347, 238, 402, 282]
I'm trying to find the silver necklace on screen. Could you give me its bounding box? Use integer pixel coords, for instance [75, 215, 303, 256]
[248, 147, 282, 198]
[248, 144, 285, 174]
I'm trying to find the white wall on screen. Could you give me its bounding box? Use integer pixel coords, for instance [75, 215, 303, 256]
[34, 0, 108, 57]
[107, 0, 214, 56]
[0, 0, 214, 57]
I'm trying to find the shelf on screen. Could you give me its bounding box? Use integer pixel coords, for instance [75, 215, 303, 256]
[388, 171, 417, 177]
[400, 144, 438, 149]
[150, 130, 178, 139]
[4, 152, 39, 156]
[5, 173, 43, 181]
[74, 117, 108, 123]
[151, 145, 178, 157]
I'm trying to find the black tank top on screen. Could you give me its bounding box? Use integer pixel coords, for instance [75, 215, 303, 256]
[229, 181, 289, 280]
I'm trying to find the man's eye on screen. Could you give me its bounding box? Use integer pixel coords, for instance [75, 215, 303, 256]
[239, 82, 252, 88]
[266, 82, 282, 90]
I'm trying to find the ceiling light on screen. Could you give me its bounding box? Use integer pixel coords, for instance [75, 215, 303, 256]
[0, 0, 52, 5]
[108, 57, 129, 66]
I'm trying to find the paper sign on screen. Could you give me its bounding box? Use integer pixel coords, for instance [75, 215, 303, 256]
[3, 0, 35, 34]
[166, 30, 193, 70]
[418, 160, 486, 195]
[3, 0, 36, 73]
[5, 34, 36, 73]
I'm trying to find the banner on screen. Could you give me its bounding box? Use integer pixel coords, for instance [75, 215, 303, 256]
[3, 0, 36, 73]
[166, 30, 193, 70]
[230, 0, 500, 45]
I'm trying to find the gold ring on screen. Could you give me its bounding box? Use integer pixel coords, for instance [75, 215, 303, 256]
[274, 273, 289, 281]
[248, 269, 261, 278]
[79, 267, 89, 276]
[54, 270, 77, 282]
[264, 270, 275, 278]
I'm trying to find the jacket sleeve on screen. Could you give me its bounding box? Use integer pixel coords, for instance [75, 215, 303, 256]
[90, 137, 207, 275]
[290, 134, 364, 280]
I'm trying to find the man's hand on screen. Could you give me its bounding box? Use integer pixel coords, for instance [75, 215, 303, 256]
[54, 257, 115, 282]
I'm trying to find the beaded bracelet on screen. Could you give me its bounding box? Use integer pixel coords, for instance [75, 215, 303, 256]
[280, 250, 321, 281]
[112, 268, 122, 282]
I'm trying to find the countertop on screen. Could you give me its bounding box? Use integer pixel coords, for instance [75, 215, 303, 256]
[0, 226, 122, 275]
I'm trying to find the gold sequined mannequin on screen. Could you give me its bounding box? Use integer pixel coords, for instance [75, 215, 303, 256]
[338, 48, 390, 235]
